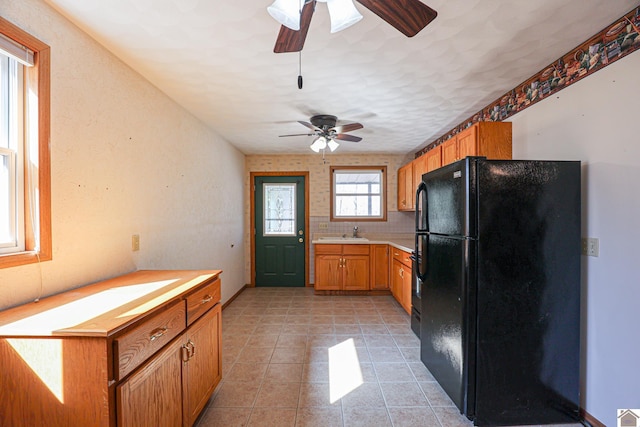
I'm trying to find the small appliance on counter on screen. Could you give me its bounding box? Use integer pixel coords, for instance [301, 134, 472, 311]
[415, 157, 581, 426]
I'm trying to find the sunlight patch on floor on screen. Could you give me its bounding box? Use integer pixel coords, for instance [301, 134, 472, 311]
[328, 338, 363, 403]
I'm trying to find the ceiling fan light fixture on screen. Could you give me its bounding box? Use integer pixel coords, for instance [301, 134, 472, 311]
[327, 139, 340, 152]
[310, 136, 327, 152]
[267, 0, 302, 31]
[326, 0, 363, 33]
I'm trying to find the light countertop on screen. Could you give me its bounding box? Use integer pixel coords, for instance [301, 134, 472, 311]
[311, 234, 414, 253]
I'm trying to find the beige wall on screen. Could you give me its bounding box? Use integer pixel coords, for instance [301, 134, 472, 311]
[510, 51, 640, 426]
[245, 153, 413, 284]
[0, 0, 246, 308]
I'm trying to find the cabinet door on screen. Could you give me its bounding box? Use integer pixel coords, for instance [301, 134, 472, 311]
[412, 156, 427, 203]
[441, 138, 458, 166]
[343, 255, 370, 291]
[370, 245, 389, 290]
[315, 255, 342, 290]
[117, 338, 184, 427]
[391, 259, 403, 304]
[456, 125, 478, 158]
[401, 266, 412, 315]
[397, 165, 408, 211]
[182, 304, 222, 427]
[426, 145, 442, 172]
[405, 162, 415, 210]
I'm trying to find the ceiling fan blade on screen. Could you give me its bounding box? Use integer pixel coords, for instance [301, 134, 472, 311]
[334, 134, 363, 142]
[273, 0, 316, 53]
[297, 120, 321, 131]
[355, 0, 437, 37]
[279, 133, 314, 137]
[332, 122, 363, 133]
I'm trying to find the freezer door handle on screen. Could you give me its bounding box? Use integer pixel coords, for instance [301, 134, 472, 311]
[415, 181, 429, 281]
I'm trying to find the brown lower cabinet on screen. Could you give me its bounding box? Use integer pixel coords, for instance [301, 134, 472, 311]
[117, 304, 221, 427]
[0, 270, 222, 427]
[391, 248, 412, 314]
[314, 244, 370, 291]
[370, 244, 390, 290]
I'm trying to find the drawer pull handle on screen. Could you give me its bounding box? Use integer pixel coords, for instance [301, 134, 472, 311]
[149, 326, 168, 342]
[200, 295, 213, 304]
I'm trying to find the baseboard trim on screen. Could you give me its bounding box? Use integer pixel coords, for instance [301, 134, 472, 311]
[581, 408, 606, 427]
[313, 289, 392, 296]
[222, 284, 248, 310]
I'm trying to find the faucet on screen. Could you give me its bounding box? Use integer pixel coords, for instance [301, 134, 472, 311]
[353, 226, 359, 238]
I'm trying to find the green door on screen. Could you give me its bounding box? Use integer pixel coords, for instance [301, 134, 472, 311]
[255, 175, 306, 287]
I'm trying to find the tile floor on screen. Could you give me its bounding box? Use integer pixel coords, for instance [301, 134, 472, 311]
[195, 287, 579, 427]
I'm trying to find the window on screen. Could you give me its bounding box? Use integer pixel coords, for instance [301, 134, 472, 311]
[330, 166, 387, 221]
[0, 18, 51, 269]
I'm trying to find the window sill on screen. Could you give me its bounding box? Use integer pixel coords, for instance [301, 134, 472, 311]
[0, 251, 51, 269]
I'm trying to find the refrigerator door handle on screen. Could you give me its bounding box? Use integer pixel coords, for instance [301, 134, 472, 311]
[417, 234, 428, 281]
[415, 181, 429, 282]
[415, 181, 428, 232]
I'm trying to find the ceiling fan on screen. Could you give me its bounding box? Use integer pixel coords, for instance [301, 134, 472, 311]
[279, 114, 363, 152]
[270, 0, 437, 53]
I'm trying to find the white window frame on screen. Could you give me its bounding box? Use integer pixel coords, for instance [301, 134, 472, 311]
[330, 166, 387, 222]
[0, 54, 25, 254]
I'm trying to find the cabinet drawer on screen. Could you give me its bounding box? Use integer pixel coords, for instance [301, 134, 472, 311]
[342, 244, 370, 255]
[315, 244, 342, 254]
[392, 248, 412, 267]
[186, 278, 221, 325]
[115, 301, 186, 381]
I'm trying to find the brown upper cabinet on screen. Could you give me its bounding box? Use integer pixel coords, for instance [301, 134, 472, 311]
[398, 122, 512, 211]
[397, 161, 414, 211]
[441, 121, 512, 166]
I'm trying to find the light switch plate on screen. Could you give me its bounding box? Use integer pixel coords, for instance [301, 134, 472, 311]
[318, 223, 328, 229]
[132, 234, 140, 251]
[581, 237, 599, 257]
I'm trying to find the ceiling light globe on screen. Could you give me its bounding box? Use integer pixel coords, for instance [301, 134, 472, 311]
[310, 136, 327, 152]
[267, 0, 301, 31]
[327, 139, 340, 152]
[326, 0, 363, 33]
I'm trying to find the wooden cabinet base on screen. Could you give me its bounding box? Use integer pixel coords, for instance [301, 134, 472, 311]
[314, 244, 370, 291]
[0, 270, 222, 427]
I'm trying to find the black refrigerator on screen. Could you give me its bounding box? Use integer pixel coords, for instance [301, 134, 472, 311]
[416, 157, 581, 426]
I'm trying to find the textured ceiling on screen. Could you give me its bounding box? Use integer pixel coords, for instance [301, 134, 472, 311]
[44, 0, 639, 155]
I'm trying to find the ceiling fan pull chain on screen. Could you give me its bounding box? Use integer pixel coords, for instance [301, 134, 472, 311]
[298, 51, 303, 89]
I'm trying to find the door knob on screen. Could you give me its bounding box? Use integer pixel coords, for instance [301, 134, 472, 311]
[299, 238, 304, 243]
[299, 230, 304, 235]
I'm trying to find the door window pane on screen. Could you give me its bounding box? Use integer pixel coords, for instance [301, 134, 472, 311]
[264, 183, 296, 236]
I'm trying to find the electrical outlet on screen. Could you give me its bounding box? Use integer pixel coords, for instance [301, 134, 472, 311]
[318, 223, 329, 229]
[581, 237, 599, 257]
[132, 234, 140, 252]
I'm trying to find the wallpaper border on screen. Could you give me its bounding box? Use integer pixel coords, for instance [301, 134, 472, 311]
[416, 6, 640, 157]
